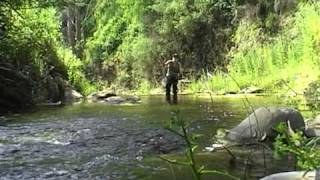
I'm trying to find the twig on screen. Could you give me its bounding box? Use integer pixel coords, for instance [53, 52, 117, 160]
[159, 156, 190, 166]
[280, 79, 301, 96]
[181, 125, 201, 180]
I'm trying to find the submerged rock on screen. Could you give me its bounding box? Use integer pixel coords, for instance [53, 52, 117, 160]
[43, 170, 69, 178]
[86, 89, 141, 104]
[105, 96, 141, 105]
[125, 95, 141, 103]
[240, 86, 264, 94]
[87, 90, 116, 103]
[223, 91, 238, 95]
[105, 96, 126, 104]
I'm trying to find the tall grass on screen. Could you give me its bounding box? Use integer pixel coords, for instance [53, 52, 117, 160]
[188, 2, 320, 94]
[135, 79, 154, 95]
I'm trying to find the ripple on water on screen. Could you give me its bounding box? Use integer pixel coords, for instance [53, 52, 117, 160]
[0, 114, 185, 179]
[0, 95, 294, 179]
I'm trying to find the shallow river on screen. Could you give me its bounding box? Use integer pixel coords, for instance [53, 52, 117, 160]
[0, 95, 304, 179]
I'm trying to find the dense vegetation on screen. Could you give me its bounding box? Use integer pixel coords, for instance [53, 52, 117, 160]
[1, 0, 320, 111]
[190, 1, 320, 95]
[1, 1, 320, 178]
[83, 0, 235, 90]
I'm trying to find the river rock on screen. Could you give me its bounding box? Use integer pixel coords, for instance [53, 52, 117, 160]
[87, 90, 141, 104]
[43, 170, 69, 178]
[104, 96, 141, 105]
[261, 170, 319, 180]
[304, 115, 320, 137]
[64, 87, 83, 103]
[125, 95, 141, 103]
[240, 86, 264, 94]
[306, 115, 320, 128]
[87, 90, 116, 102]
[223, 91, 238, 95]
[305, 128, 320, 137]
[226, 107, 305, 143]
[105, 96, 126, 104]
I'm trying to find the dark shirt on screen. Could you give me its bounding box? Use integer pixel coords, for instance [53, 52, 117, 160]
[165, 60, 181, 77]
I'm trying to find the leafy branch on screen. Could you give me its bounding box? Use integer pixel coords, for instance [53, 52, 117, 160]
[161, 110, 239, 180]
[274, 122, 320, 170]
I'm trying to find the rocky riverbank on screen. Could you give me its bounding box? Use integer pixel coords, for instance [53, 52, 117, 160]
[0, 63, 84, 115]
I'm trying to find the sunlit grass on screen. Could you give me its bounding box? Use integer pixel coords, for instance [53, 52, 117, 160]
[187, 2, 320, 95]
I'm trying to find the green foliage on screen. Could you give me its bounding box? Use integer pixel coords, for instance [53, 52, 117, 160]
[83, 0, 148, 88]
[0, 2, 96, 98]
[274, 122, 320, 170]
[135, 79, 154, 95]
[188, 71, 240, 93]
[83, 0, 236, 90]
[162, 110, 239, 180]
[188, 1, 320, 94]
[304, 79, 320, 111]
[3, 0, 320, 98]
[56, 46, 97, 95]
[1, 7, 61, 72]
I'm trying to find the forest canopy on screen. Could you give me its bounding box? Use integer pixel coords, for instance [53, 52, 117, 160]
[1, 0, 235, 86]
[1, 0, 320, 108]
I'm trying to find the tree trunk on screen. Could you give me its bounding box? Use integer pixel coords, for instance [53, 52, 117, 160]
[67, 6, 75, 50]
[75, 6, 82, 57]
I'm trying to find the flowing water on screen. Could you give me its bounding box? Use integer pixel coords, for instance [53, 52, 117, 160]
[0, 95, 304, 179]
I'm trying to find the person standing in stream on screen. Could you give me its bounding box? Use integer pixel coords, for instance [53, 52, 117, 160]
[164, 53, 181, 104]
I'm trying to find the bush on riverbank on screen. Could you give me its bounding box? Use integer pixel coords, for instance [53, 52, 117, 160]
[2, 0, 320, 109]
[0, 3, 97, 109]
[187, 2, 320, 95]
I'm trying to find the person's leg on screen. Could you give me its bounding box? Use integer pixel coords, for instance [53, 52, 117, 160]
[165, 76, 172, 103]
[172, 77, 178, 104]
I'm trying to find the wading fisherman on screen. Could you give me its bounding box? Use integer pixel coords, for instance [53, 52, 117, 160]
[164, 53, 181, 104]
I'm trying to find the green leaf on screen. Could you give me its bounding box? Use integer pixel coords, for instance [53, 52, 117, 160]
[191, 145, 198, 152]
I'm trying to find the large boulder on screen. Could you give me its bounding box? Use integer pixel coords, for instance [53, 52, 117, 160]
[226, 107, 305, 143]
[105, 95, 141, 105]
[261, 170, 318, 180]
